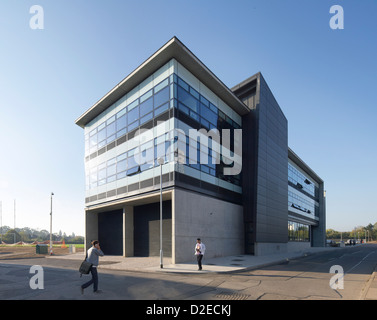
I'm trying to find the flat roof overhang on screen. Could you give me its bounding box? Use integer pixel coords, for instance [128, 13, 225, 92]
[288, 147, 324, 184]
[75, 36, 250, 128]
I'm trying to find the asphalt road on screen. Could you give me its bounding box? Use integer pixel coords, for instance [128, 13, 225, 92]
[1, 244, 376, 301]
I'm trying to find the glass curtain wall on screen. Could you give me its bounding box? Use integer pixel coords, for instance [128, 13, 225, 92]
[288, 221, 310, 242]
[85, 73, 243, 192]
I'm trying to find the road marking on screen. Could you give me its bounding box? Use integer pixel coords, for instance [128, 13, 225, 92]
[346, 251, 376, 274]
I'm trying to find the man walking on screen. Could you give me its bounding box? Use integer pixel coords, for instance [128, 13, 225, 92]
[194, 238, 206, 271]
[81, 240, 104, 294]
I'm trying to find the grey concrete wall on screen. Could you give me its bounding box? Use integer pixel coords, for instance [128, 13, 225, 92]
[287, 241, 311, 252]
[254, 242, 288, 256]
[173, 188, 244, 263]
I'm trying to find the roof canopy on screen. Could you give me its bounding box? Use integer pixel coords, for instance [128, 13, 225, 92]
[75, 36, 249, 128]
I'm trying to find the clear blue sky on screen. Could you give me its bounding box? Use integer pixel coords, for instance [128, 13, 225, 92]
[0, 0, 376, 236]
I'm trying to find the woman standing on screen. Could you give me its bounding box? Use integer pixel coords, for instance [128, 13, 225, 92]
[81, 240, 104, 294]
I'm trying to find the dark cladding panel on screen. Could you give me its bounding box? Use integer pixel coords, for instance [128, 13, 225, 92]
[255, 75, 288, 243]
[98, 210, 123, 255]
[134, 201, 172, 257]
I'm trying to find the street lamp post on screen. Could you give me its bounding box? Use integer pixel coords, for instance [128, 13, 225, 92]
[158, 157, 164, 269]
[49, 192, 54, 255]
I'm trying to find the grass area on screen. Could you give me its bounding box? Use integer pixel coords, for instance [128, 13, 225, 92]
[0, 243, 84, 248]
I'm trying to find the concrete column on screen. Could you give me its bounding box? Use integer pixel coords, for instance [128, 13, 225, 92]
[123, 209, 126, 257]
[123, 206, 134, 257]
[171, 189, 176, 264]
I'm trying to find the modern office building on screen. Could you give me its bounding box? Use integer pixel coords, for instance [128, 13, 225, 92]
[75, 37, 325, 263]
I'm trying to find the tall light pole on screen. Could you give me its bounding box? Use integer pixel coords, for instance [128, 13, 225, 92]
[49, 192, 54, 255]
[158, 157, 164, 269]
[14, 199, 16, 229]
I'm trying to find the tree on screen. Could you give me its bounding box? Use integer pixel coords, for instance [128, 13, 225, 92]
[18, 230, 30, 242]
[2, 229, 21, 243]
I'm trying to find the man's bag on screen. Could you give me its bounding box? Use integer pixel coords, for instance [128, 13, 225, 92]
[79, 259, 92, 277]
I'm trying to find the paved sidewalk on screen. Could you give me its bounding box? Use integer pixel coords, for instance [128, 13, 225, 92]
[39, 245, 377, 300]
[362, 264, 377, 300]
[47, 246, 341, 274]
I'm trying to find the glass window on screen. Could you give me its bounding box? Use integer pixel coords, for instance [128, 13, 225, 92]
[189, 87, 200, 99]
[117, 128, 127, 139]
[128, 99, 138, 111]
[178, 102, 189, 116]
[128, 120, 139, 132]
[288, 221, 310, 242]
[178, 86, 199, 113]
[140, 97, 153, 117]
[97, 128, 106, 144]
[201, 165, 210, 174]
[107, 134, 116, 144]
[140, 89, 153, 103]
[107, 174, 116, 183]
[107, 120, 116, 138]
[154, 86, 170, 108]
[128, 105, 139, 124]
[209, 102, 218, 114]
[116, 114, 127, 132]
[127, 149, 139, 170]
[141, 147, 154, 162]
[200, 95, 210, 107]
[89, 133, 97, 152]
[201, 118, 210, 129]
[90, 167, 97, 189]
[154, 78, 169, 93]
[140, 112, 153, 125]
[117, 107, 127, 118]
[140, 146, 154, 172]
[127, 166, 140, 176]
[225, 115, 233, 126]
[98, 165, 106, 186]
[178, 78, 189, 91]
[190, 110, 199, 121]
[117, 159, 127, 173]
[200, 103, 217, 125]
[154, 102, 169, 117]
[107, 163, 116, 177]
[117, 171, 127, 180]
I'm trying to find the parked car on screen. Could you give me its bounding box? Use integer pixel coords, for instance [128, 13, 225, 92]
[326, 240, 338, 247]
